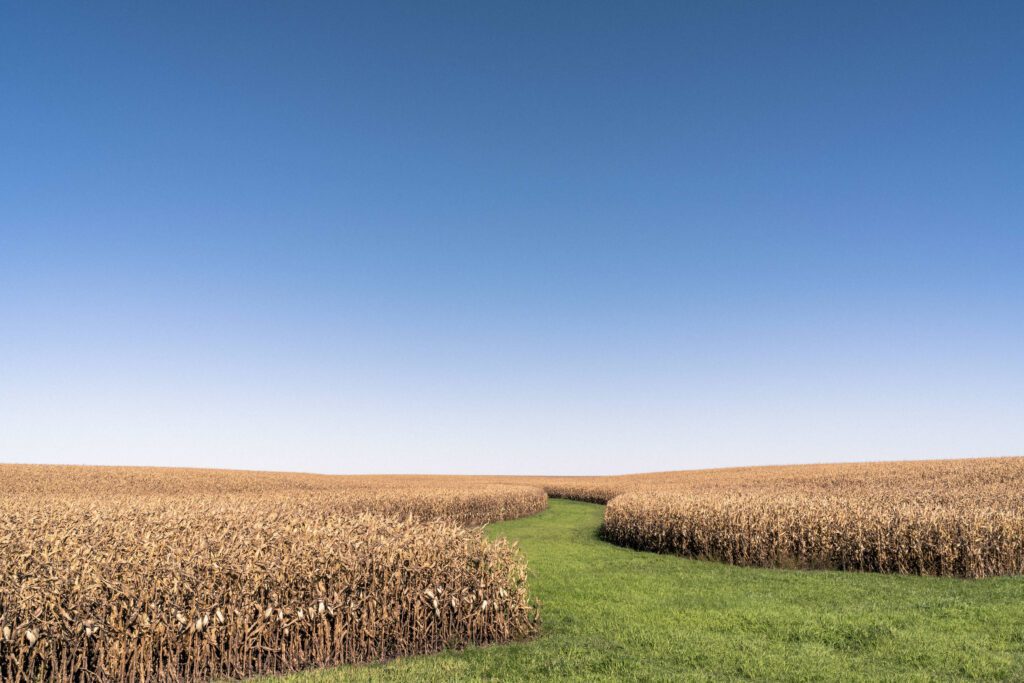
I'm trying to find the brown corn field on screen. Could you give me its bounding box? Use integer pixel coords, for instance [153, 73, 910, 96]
[3, 457, 1022, 681]
[0, 467, 546, 682]
[507, 457, 1024, 578]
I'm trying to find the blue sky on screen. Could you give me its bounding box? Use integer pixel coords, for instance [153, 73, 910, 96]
[2, 1, 1022, 475]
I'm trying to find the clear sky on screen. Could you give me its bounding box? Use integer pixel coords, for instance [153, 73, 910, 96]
[2, 1, 1022, 475]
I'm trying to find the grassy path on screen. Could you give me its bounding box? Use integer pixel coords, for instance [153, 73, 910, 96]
[286, 499, 1024, 681]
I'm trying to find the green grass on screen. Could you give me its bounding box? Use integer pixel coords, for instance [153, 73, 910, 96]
[281, 499, 1024, 681]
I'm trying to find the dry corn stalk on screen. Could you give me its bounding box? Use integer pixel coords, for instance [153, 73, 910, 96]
[497, 457, 1024, 578]
[0, 467, 545, 682]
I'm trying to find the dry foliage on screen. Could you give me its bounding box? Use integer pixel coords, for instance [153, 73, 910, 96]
[603, 489, 1024, 577]
[0, 467, 545, 681]
[507, 458, 1024, 578]
[5, 457, 1022, 682]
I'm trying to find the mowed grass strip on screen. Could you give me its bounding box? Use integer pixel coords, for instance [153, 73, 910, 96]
[281, 499, 1024, 682]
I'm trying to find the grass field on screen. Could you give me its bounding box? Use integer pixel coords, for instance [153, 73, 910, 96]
[282, 499, 1024, 682]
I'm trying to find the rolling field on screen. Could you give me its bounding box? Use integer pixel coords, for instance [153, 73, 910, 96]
[511, 457, 1024, 578]
[0, 468, 545, 681]
[2, 458, 1023, 681]
[284, 499, 1024, 681]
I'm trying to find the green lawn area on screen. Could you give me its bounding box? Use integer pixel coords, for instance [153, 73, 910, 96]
[281, 499, 1024, 681]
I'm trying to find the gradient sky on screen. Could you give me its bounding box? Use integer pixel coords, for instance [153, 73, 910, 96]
[2, 1, 1022, 475]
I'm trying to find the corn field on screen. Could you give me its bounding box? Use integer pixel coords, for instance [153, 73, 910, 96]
[0, 467, 545, 682]
[513, 458, 1024, 578]
[4, 458, 1022, 681]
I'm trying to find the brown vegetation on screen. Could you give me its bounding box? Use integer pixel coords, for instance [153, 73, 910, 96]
[512, 458, 1024, 578]
[4, 457, 1022, 681]
[0, 466, 545, 682]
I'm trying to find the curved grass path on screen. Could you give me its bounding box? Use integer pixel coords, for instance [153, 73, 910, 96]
[284, 499, 1024, 681]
